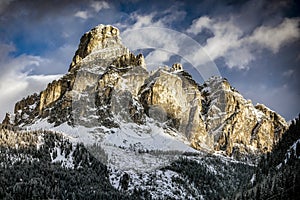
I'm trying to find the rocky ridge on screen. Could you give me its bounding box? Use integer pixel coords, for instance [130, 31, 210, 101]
[3, 24, 288, 158]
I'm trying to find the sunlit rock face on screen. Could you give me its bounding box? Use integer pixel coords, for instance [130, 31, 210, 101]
[139, 65, 211, 150]
[254, 104, 288, 149]
[199, 77, 288, 157]
[69, 24, 122, 71]
[8, 24, 288, 158]
[139, 74, 288, 157]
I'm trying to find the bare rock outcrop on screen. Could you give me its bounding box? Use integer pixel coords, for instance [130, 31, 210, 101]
[139, 67, 211, 150]
[1, 113, 12, 125]
[198, 77, 288, 157]
[14, 93, 40, 125]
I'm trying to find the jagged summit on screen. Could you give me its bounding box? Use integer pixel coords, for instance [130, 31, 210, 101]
[3, 24, 288, 160]
[69, 24, 121, 71]
[69, 24, 146, 73]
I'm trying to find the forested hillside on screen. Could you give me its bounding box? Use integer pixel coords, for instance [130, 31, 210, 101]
[0, 126, 130, 199]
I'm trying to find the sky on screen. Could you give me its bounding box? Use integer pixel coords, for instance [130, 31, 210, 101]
[0, 0, 299, 121]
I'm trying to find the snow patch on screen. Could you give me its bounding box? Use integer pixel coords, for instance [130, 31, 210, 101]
[50, 145, 75, 169]
[277, 139, 300, 169]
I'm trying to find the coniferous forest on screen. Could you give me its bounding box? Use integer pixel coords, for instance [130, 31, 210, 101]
[0, 127, 131, 199]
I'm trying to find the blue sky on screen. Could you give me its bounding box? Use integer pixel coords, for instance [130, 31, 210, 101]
[0, 0, 299, 120]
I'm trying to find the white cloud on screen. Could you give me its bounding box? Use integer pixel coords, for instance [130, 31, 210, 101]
[187, 16, 300, 69]
[224, 47, 254, 70]
[249, 18, 300, 53]
[187, 16, 247, 68]
[0, 44, 62, 121]
[125, 3, 185, 30]
[187, 16, 211, 34]
[121, 12, 179, 52]
[74, 11, 90, 20]
[121, 11, 220, 80]
[74, 1, 110, 20]
[145, 50, 172, 71]
[90, 1, 110, 12]
[130, 13, 164, 29]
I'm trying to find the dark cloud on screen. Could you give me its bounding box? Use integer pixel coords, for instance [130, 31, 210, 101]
[1, 0, 87, 17]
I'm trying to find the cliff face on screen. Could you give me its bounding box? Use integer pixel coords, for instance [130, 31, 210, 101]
[8, 24, 288, 157]
[13, 93, 40, 125]
[139, 64, 211, 150]
[199, 77, 287, 157]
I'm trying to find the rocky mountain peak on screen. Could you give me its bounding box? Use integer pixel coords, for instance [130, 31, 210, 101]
[69, 24, 122, 72]
[5, 24, 289, 160]
[202, 76, 232, 91]
[1, 113, 12, 125]
[170, 63, 183, 72]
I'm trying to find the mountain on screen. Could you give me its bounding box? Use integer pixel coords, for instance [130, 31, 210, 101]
[5, 24, 287, 159]
[1, 24, 297, 199]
